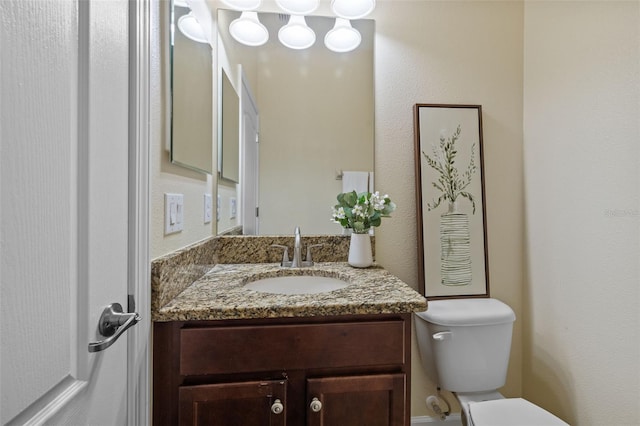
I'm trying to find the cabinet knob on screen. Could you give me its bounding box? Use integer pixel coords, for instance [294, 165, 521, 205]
[271, 399, 284, 415]
[310, 397, 323, 413]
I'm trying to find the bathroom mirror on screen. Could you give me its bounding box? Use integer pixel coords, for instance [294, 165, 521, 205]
[217, 9, 375, 235]
[219, 69, 240, 182]
[170, 2, 213, 174]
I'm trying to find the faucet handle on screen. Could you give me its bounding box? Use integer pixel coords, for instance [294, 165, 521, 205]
[305, 244, 324, 265]
[270, 244, 290, 266]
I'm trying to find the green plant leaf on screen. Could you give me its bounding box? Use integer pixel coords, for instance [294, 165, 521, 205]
[343, 191, 358, 207]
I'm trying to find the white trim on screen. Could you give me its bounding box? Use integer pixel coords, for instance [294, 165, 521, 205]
[6, 378, 87, 426]
[20, 379, 88, 426]
[127, 0, 152, 425]
[411, 414, 463, 425]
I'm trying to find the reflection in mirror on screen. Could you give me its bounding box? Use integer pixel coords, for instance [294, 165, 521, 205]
[217, 9, 374, 235]
[219, 69, 240, 182]
[170, 2, 213, 174]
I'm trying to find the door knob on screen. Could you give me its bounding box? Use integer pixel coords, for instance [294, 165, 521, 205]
[271, 399, 284, 414]
[88, 302, 141, 353]
[310, 397, 322, 413]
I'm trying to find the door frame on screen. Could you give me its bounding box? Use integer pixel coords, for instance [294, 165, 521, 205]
[128, 0, 151, 424]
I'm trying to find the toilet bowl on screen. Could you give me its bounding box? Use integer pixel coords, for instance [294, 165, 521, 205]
[415, 298, 569, 426]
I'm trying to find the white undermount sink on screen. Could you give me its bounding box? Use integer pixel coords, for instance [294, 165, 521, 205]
[244, 275, 349, 295]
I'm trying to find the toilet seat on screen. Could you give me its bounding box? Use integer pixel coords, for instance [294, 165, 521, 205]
[468, 398, 569, 426]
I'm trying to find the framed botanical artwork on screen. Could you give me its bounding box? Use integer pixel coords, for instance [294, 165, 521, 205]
[413, 104, 490, 300]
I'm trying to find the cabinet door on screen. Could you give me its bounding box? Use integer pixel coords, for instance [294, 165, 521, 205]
[179, 380, 287, 426]
[306, 374, 406, 426]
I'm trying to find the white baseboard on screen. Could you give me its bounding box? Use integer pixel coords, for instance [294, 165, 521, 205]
[411, 414, 463, 425]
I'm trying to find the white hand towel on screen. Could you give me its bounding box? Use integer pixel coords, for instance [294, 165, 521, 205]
[342, 171, 370, 194]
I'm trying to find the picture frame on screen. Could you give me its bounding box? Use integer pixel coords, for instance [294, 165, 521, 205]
[413, 104, 490, 300]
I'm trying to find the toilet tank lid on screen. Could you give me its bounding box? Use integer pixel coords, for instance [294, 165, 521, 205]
[417, 298, 515, 326]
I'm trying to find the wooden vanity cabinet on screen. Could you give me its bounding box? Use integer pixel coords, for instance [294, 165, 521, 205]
[179, 380, 287, 426]
[153, 314, 412, 426]
[306, 373, 406, 426]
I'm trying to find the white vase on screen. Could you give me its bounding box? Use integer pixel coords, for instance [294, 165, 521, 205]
[440, 209, 472, 286]
[348, 232, 373, 268]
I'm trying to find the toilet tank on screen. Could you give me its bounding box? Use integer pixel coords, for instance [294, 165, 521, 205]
[415, 298, 516, 393]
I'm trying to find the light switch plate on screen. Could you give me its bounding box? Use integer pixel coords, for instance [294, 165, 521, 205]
[230, 197, 237, 219]
[204, 194, 212, 224]
[165, 193, 184, 234]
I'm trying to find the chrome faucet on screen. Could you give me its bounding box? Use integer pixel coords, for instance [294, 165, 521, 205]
[270, 227, 323, 268]
[292, 226, 303, 268]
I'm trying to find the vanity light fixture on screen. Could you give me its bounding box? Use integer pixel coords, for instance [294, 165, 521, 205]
[230, 11, 269, 46]
[275, 0, 319, 15]
[177, 13, 208, 44]
[278, 15, 316, 50]
[331, 0, 375, 19]
[324, 18, 361, 53]
[219, 0, 262, 11]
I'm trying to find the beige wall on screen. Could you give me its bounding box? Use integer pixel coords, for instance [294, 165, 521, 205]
[371, 1, 525, 417]
[522, 2, 640, 425]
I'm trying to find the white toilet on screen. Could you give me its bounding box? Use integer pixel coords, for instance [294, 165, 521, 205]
[415, 298, 569, 426]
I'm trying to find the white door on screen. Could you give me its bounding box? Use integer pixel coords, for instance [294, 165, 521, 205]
[240, 71, 260, 235]
[0, 0, 148, 425]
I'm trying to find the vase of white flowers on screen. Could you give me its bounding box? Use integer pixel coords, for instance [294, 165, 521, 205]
[331, 191, 396, 268]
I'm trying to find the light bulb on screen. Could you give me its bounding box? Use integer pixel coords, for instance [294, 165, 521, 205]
[220, 0, 262, 11]
[275, 0, 319, 15]
[331, 0, 375, 19]
[177, 13, 208, 44]
[324, 18, 361, 53]
[229, 12, 269, 47]
[278, 15, 316, 50]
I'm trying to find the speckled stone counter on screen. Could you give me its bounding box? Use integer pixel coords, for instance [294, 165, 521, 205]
[153, 262, 427, 322]
[151, 234, 369, 314]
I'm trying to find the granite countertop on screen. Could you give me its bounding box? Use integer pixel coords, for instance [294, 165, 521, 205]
[153, 262, 428, 322]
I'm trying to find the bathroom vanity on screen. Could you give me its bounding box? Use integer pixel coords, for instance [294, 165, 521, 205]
[154, 314, 410, 425]
[152, 256, 426, 426]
